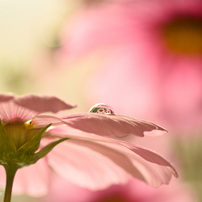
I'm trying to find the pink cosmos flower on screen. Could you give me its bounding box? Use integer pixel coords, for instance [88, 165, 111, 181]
[0, 94, 177, 196]
[58, 0, 202, 134]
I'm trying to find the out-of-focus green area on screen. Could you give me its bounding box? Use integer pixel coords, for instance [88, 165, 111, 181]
[0, 0, 78, 94]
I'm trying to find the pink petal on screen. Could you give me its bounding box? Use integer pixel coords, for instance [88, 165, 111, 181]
[44, 139, 131, 190]
[47, 127, 176, 187]
[116, 141, 178, 185]
[0, 101, 37, 122]
[15, 94, 76, 114]
[0, 158, 50, 196]
[62, 113, 167, 138]
[12, 158, 50, 196]
[32, 115, 64, 127]
[0, 166, 6, 188]
[87, 139, 177, 187]
[0, 94, 14, 103]
[43, 173, 94, 202]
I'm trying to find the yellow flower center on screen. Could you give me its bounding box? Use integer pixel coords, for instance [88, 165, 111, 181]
[3, 118, 40, 150]
[161, 15, 202, 55]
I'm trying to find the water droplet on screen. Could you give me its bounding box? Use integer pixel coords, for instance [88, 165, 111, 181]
[89, 103, 115, 115]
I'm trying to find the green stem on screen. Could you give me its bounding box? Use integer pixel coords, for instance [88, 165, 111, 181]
[3, 166, 17, 202]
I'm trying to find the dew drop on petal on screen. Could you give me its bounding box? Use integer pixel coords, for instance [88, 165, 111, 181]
[89, 103, 115, 115]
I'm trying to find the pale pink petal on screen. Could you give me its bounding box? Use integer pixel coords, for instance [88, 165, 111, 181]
[116, 141, 178, 185]
[48, 126, 118, 142]
[48, 126, 166, 148]
[82, 139, 177, 187]
[0, 166, 6, 189]
[0, 94, 14, 103]
[0, 94, 75, 122]
[62, 113, 167, 138]
[12, 158, 50, 196]
[0, 101, 37, 121]
[44, 139, 132, 190]
[15, 94, 76, 114]
[43, 173, 93, 202]
[32, 115, 64, 127]
[47, 127, 176, 187]
[0, 159, 50, 196]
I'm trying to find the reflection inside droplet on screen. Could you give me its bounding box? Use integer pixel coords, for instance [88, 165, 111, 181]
[89, 103, 115, 115]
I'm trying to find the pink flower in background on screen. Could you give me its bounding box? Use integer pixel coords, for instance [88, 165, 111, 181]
[43, 175, 197, 202]
[0, 94, 177, 196]
[58, 0, 202, 134]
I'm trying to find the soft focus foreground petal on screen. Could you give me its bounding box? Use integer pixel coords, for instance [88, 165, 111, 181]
[62, 113, 167, 138]
[47, 127, 176, 187]
[42, 174, 94, 202]
[0, 166, 6, 190]
[13, 158, 50, 196]
[0, 158, 50, 196]
[44, 139, 131, 190]
[15, 94, 76, 113]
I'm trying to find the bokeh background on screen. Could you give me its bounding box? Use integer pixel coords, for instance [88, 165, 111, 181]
[0, 0, 201, 201]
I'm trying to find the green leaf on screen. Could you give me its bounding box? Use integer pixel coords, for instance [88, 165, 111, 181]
[0, 120, 16, 157]
[18, 124, 51, 155]
[34, 138, 69, 161]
